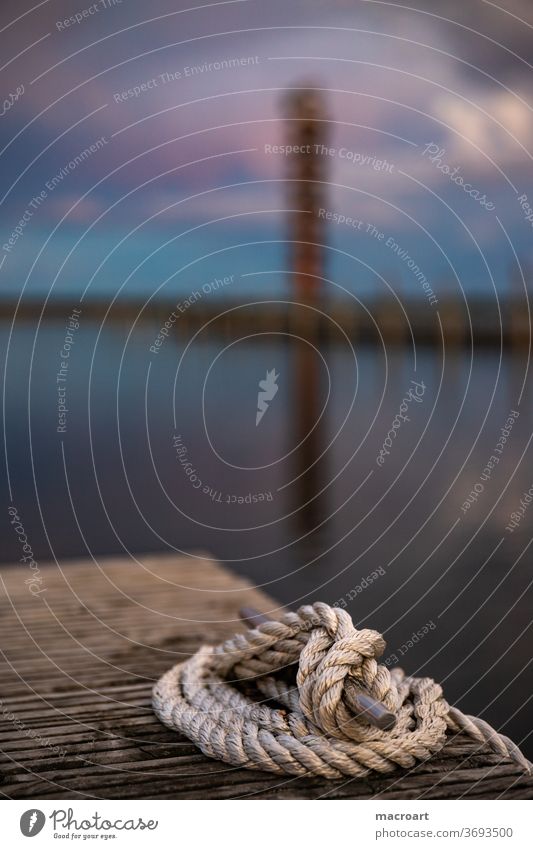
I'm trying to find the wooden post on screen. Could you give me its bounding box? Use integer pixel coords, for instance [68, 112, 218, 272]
[284, 86, 329, 533]
[284, 85, 328, 318]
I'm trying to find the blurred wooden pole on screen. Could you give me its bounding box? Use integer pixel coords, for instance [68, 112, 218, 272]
[284, 86, 329, 534]
[284, 86, 328, 317]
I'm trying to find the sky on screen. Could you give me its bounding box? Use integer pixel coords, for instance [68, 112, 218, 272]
[1, 0, 533, 304]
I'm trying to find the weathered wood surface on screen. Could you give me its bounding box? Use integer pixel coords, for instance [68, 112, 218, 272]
[0, 553, 531, 800]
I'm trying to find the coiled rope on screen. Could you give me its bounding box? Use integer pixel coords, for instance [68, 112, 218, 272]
[152, 602, 531, 778]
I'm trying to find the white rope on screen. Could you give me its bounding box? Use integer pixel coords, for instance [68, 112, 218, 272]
[152, 602, 532, 778]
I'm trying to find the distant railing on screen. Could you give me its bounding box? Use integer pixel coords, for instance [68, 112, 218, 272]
[1, 295, 530, 348]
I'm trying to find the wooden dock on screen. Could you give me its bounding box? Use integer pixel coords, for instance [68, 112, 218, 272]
[1, 553, 531, 799]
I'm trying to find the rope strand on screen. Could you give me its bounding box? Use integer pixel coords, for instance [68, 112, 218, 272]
[152, 602, 532, 778]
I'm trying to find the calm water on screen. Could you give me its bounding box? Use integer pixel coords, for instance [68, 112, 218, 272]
[2, 316, 532, 755]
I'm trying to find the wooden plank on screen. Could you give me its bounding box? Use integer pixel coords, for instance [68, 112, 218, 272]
[0, 553, 532, 799]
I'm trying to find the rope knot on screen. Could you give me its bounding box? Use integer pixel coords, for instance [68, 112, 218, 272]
[296, 605, 393, 738]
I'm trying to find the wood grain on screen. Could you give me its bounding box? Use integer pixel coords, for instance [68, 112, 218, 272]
[0, 553, 531, 799]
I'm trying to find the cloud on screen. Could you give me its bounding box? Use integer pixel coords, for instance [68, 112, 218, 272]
[433, 90, 533, 167]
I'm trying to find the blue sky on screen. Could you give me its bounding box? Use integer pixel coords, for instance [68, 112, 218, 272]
[1, 0, 533, 303]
